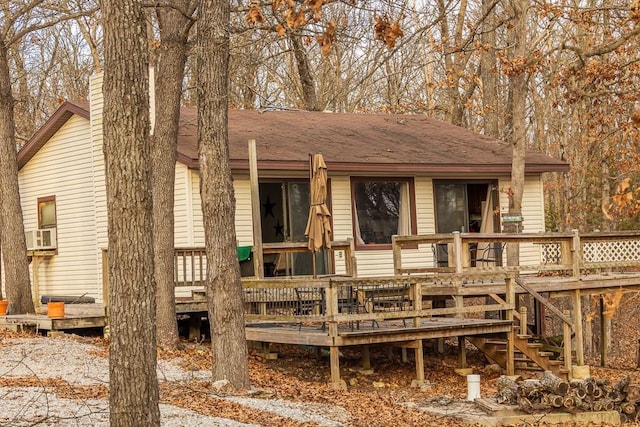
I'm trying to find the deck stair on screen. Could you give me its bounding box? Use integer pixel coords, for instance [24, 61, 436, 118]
[467, 331, 570, 380]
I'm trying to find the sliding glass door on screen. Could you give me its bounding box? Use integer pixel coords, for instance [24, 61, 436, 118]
[259, 181, 328, 276]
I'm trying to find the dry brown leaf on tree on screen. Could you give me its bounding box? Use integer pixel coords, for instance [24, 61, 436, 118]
[632, 0, 640, 23]
[274, 24, 286, 37]
[283, 8, 306, 29]
[307, 0, 324, 20]
[373, 13, 404, 49]
[316, 21, 335, 56]
[245, 6, 265, 25]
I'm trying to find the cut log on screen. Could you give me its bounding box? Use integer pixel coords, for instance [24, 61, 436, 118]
[573, 387, 587, 400]
[613, 376, 630, 392]
[546, 394, 564, 408]
[541, 371, 569, 396]
[592, 386, 605, 399]
[593, 398, 614, 412]
[519, 379, 543, 401]
[562, 394, 576, 408]
[620, 401, 636, 415]
[584, 378, 597, 395]
[626, 385, 640, 403]
[607, 390, 622, 402]
[495, 375, 519, 405]
[518, 396, 534, 413]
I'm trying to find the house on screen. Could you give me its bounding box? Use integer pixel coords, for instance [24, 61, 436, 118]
[15, 74, 568, 303]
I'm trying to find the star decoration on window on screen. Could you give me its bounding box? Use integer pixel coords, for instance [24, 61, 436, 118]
[262, 195, 276, 219]
[274, 219, 284, 238]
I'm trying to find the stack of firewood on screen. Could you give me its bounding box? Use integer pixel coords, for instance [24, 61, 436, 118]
[495, 371, 640, 423]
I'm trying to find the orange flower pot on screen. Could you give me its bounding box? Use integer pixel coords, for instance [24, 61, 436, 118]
[47, 302, 65, 318]
[0, 300, 7, 316]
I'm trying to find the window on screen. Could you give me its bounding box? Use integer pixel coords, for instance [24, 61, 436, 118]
[38, 196, 56, 229]
[351, 178, 416, 249]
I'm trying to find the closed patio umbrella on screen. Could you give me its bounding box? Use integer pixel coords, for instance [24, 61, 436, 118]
[305, 153, 332, 257]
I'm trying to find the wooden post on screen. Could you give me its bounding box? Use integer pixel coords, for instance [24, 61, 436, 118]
[600, 295, 608, 368]
[102, 249, 109, 316]
[461, 241, 470, 269]
[453, 232, 463, 273]
[329, 345, 346, 389]
[573, 289, 585, 366]
[414, 339, 425, 384]
[248, 139, 264, 279]
[453, 295, 464, 319]
[327, 318, 346, 389]
[362, 345, 371, 370]
[188, 314, 202, 341]
[519, 305, 528, 336]
[563, 310, 572, 377]
[392, 236, 402, 275]
[571, 229, 581, 280]
[412, 281, 422, 328]
[346, 238, 357, 277]
[32, 256, 40, 309]
[458, 336, 467, 369]
[505, 276, 515, 376]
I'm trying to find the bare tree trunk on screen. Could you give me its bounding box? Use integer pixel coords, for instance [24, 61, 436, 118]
[102, 0, 160, 424]
[198, 0, 251, 389]
[0, 41, 34, 315]
[289, 32, 319, 111]
[506, 0, 527, 266]
[600, 157, 612, 231]
[152, 0, 196, 351]
[481, 0, 499, 138]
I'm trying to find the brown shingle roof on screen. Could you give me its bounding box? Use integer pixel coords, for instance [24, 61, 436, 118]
[178, 109, 568, 174]
[20, 103, 569, 174]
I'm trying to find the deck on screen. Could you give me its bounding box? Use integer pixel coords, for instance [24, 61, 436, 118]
[17, 231, 640, 388]
[0, 304, 106, 333]
[245, 317, 513, 347]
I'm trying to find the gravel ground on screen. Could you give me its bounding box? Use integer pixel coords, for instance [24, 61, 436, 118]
[0, 335, 348, 426]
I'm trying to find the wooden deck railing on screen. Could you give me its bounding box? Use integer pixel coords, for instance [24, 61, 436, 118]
[392, 230, 640, 279]
[173, 239, 356, 287]
[174, 248, 207, 287]
[240, 272, 516, 327]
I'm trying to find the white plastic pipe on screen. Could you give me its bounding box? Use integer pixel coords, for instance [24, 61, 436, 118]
[467, 374, 481, 401]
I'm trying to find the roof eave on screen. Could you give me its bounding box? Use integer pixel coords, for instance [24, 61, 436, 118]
[210, 160, 569, 174]
[18, 102, 90, 170]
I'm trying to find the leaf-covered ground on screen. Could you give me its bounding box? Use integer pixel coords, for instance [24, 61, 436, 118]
[3, 292, 640, 426]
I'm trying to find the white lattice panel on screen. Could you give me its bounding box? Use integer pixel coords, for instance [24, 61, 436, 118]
[583, 240, 640, 262]
[541, 243, 561, 264]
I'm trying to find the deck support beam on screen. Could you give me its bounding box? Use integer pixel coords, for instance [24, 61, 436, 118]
[458, 336, 467, 369]
[361, 345, 371, 370]
[573, 289, 585, 366]
[505, 277, 515, 376]
[411, 339, 427, 388]
[329, 346, 346, 390]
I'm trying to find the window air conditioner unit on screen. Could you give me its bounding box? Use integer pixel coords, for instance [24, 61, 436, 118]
[25, 228, 57, 251]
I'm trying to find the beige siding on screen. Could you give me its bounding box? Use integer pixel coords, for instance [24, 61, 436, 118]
[233, 176, 254, 246]
[189, 170, 205, 247]
[90, 74, 108, 297]
[174, 164, 192, 247]
[329, 176, 351, 274]
[19, 115, 100, 301]
[182, 172, 253, 247]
